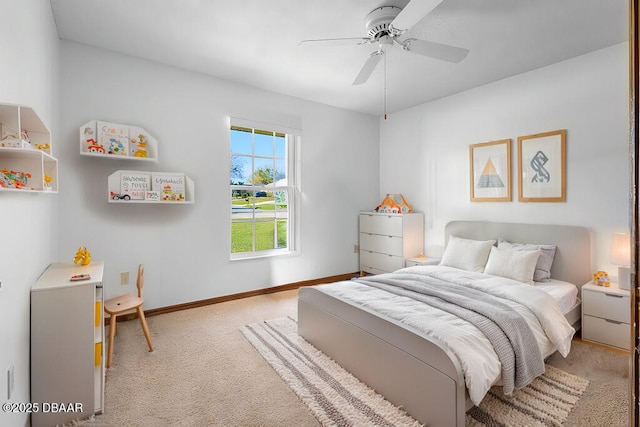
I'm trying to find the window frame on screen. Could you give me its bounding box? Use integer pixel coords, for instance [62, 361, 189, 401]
[229, 118, 300, 260]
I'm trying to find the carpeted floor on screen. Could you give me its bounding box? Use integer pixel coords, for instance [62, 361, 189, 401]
[74, 289, 630, 426]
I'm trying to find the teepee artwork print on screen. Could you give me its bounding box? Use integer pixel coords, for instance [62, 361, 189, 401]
[469, 139, 512, 202]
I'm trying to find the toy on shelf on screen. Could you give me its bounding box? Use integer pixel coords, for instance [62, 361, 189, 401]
[131, 134, 148, 158]
[73, 246, 91, 266]
[44, 175, 53, 191]
[593, 271, 610, 287]
[0, 169, 32, 189]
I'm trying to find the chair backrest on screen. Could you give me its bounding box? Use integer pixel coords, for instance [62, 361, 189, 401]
[136, 264, 144, 298]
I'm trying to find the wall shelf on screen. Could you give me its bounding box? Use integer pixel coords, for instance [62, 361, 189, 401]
[80, 120, 158, 162]
[0, 103, 58, 193]
[107, 170, 194, 204]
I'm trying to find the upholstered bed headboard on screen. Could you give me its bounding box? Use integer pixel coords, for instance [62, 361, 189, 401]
[445, 221, 593, 287]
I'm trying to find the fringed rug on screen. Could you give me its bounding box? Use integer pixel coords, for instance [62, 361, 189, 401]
[242, 317, 589, 427]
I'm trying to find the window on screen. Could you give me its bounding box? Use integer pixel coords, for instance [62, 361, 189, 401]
[229, 119, 299, 259]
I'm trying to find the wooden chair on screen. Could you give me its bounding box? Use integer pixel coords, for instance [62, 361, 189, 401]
[104, 264, 154, 368]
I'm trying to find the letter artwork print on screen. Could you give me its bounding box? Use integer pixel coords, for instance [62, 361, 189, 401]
[530, 150, 550, 183]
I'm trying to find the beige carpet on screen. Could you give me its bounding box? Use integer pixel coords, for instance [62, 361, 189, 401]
[72, 289, 629, 426]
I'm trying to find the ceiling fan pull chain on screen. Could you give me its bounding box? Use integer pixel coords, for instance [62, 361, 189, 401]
[384, 50, 387, 120]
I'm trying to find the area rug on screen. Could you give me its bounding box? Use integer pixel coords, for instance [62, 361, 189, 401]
[242, 316, 590, 427]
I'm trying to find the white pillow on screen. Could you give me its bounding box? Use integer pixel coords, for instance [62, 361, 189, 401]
[439, 236, 495, 272]
[497, 239, 556, 281]
[484, 246, 540, 285]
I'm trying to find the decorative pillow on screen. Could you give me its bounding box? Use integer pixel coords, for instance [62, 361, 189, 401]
[484, 246, 540, 285]
[439, 236, 495, 272]
[497, 239, 557, 281]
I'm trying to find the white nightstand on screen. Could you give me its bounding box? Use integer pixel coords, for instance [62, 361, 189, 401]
[581, 282, 630, 350]
[405, 257, 441, 267]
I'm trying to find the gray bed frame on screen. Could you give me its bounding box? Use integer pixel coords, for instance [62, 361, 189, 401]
[298, 221, 592, 427]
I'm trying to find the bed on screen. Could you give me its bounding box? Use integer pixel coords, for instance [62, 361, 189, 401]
[298, 220, 592, 427]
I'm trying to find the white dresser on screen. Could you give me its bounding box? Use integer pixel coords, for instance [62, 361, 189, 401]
[581, 282, 630, 350]
[359, 212, 424, 275]
[31, 261, 105, 427]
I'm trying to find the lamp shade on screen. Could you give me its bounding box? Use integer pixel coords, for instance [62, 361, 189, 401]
[611, 232, 631, 266]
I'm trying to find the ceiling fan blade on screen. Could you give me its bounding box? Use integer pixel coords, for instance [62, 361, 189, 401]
[299, 37, 371, 47]
[403, 38, 469, 63]
[352, 52, 383, 85]
[390, 0, 444, 32]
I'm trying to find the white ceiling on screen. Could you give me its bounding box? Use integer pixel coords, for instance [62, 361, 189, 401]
[49, 0, 628, 116]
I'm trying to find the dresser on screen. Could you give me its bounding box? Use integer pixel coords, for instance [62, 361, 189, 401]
[359, 212, 424, 275]
[31, 261, 105, 427]
[581, 282, 630, 350]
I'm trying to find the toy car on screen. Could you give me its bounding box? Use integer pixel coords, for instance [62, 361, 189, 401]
[110, 192, 131, 200]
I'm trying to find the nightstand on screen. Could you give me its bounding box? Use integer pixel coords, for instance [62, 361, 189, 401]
[581, 282, 630, 350]
[405, 257, 440, 267]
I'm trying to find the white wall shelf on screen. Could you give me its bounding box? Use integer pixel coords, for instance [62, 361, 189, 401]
[80, 120, 158, 162]
[0, 103, 58, 193]
[108, 170, 194, 204]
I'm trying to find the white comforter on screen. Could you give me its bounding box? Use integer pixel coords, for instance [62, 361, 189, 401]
[315, 265, 576, 405]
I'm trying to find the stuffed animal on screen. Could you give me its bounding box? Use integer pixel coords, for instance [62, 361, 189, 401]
[593, 271, 610, 287]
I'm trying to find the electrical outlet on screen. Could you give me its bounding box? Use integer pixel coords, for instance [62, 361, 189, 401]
[120, 272, 129, 285]
[353, 244, 359, 253]
[7, 365, 14, 400]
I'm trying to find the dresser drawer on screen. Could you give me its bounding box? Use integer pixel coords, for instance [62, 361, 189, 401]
[360, 214, 403, 237]
[359, 233, 403, 256]
[582, 288, 629, 323]
[582, 315, 630, 350]
[360, 250, 404, 273]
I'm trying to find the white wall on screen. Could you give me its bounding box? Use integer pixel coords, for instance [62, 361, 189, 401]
[58, 41, 380, 309]
[0, 0, 59, 426]
[380, 43, 629, 277]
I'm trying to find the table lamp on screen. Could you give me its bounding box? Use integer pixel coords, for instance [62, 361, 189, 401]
[612, 232, 631, 290]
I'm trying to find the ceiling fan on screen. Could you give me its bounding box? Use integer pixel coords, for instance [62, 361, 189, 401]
[300, 0, 469, 86]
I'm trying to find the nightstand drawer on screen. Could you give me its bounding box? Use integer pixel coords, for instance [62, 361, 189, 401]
[405, 258, 440, 267]
[359, 233, 403, 256]
[582, 315, 630, 350]
[360, 250, 404, 273]
[583, 288, 629, 323]
[360, 214, 403, 237]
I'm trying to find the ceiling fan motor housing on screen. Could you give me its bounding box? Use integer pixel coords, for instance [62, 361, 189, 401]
[365, 6, 401, 39]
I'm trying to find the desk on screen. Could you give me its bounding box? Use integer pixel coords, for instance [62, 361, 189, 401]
[31, 261, 104, 427]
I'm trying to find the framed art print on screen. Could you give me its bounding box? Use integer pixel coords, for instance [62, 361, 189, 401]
[469, 139, 511, 202]
[517, 129, 566, 202]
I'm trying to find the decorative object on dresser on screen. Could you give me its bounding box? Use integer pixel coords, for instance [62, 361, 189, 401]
[517, 129, 566, 202]
[469, 139, 511, 202]
[581, 282, 630, 350]
[359, 211, 424, 275]
[31, 262, 105, 427]
[611, 232, 631, 289]
[375, 193, 412, 213]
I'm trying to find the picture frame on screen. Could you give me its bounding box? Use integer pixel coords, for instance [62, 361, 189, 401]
[469, 139, 511, 202]
[517, 129, 566, 202]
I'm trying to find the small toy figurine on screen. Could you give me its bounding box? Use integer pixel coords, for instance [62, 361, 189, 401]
[73, 246, 91, 266]
[593, 271, 610, 287]
[132, 134, 148, 158]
